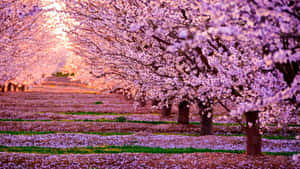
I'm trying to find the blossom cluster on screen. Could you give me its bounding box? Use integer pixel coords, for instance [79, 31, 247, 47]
[64, 0, 299, 129]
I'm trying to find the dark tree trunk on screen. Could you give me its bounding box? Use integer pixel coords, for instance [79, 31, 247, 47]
[7, 83, 11, 92]
[198, 102, 213, 135]
[0, 85, 4, 92]
[139, 100, 146, 107]
[139, 93, 147, 107]
[151, 99, 159, 106]
[200, 112, 213, 135]
[161, 104, 172, 117]
[20, 85, 25, 92]
[178, 101, 189, 124]
[7, 83, 14, 92]
[245, 111, 262, 156]
[12, 84, 16, 92]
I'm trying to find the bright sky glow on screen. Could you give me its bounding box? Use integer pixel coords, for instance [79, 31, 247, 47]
[42, 0, 68, 43]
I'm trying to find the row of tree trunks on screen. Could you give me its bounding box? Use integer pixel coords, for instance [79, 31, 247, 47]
[177, 101, 262, 156]
[154, 99, 262, 156]
[167, 100, 213, 136]
[0, 83, 26, 92]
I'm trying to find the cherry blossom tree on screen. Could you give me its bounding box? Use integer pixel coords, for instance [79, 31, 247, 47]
[0, 0, 41, 91]
[63, 0, 218, 128]
[0, 0, 71, 92]
[0, 0, 47, 91]
[64, 0, 299, 155]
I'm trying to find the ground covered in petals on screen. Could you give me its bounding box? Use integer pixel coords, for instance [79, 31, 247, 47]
[0, 152, 298, 169]
[0, 85, 299, 168]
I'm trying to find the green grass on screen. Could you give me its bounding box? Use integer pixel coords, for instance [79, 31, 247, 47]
[115, 116, 127, 122]
[95, 101, 103, 105]
[212, 122, 240, 126]
[287, 124, 300, 127]
[0, 131, 132, 136]
[0, 145, 297, 156]
[262, 135, 297, 140]
[52, 72, 74, 77]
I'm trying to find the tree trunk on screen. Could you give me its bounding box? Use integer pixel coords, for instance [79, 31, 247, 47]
[139, 100, 146, 107]
[245, 111, 262, 156]
[8, 83, 14, 92]
[151, 99, 159, 106]
[0, 85, 4, 92]
[198, 102, 213, 135]
[161, 104, 172, 117]
[178, 101, 189, 124]
[20, 85, 25, 92]
[200, 112, 213, 135]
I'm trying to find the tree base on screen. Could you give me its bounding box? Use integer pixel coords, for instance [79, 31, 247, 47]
[161, 104, 172, 117]
[245, 111, 262, 156]
[178, 101, 189, 124]
[200, 113, 213, 135]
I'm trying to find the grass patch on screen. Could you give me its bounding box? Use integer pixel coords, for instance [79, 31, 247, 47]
[262, 135, 297, 140]
[212, 122, 240, 126]
[0, 145, 297, 156]
[0, 131, 132, 136]
[52, 72, 74, 77]
[287, 124, 300, 127]
[263, 152, 299, 156]
[115, 116, 127, 122]
[95, 101, 103, 105]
